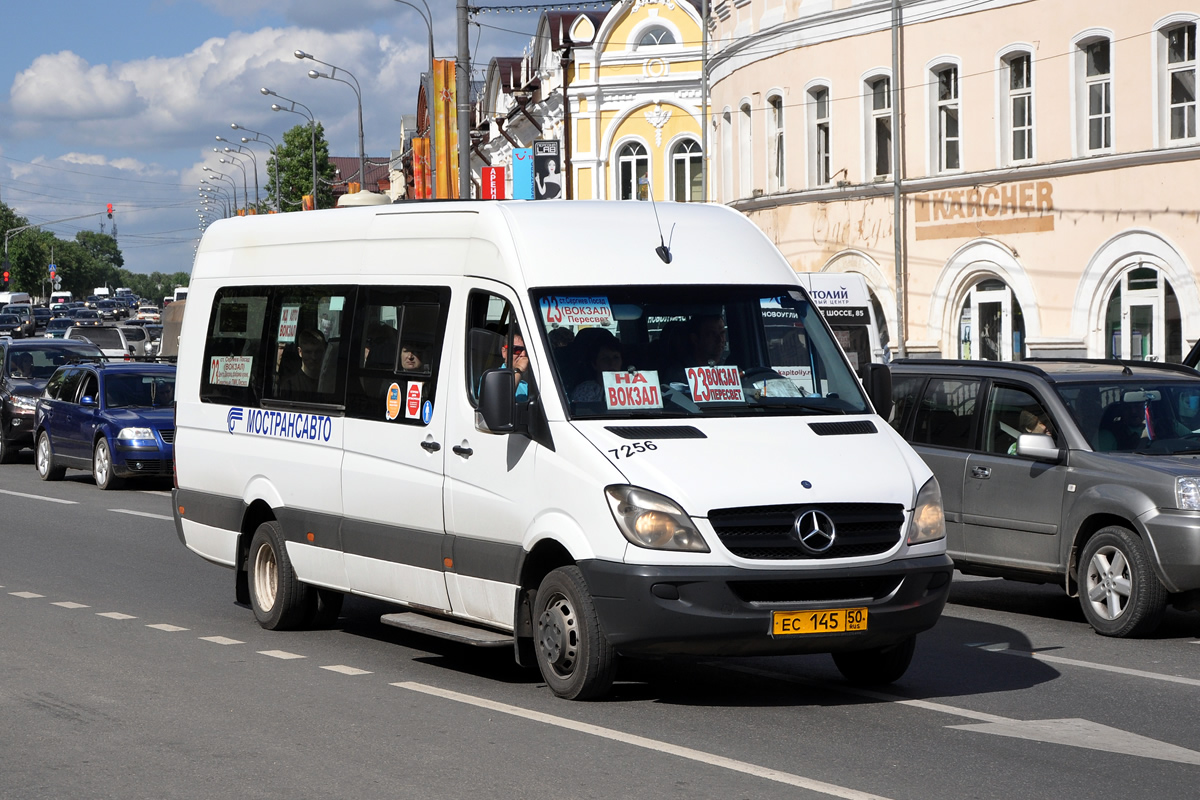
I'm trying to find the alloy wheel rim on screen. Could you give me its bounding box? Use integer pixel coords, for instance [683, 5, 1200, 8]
[37, 436, 49, 474]
[1085, 545, 1131, 621]
[95, 444, 110, 484]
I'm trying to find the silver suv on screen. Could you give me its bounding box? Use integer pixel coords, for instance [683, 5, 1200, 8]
[889, 358, 1200, 637]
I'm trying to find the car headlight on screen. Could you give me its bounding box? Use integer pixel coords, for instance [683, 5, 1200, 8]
[117, 427, 155, 442]
[605, 486, 709, 552]
[10, 394, 38, 412]
[908, 476, 946, 545]
[1177, 477, 1200, 511]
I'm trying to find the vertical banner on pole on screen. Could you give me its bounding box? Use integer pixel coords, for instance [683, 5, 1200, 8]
[413, 138, 428, 199]
[446, 61, 460, 199]
[432, 59, 450, 199]
[482, 167, 505, 199]
[511, 148, 534, 200]
[534, 140, 563, 200]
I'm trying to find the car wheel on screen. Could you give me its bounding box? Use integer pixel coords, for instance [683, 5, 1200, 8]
[36, 431, 66, 481]
[832, 635, 917, 686]
[248, 521, 315, 631]
[1079, 526, 1167, 637]
[92, 438, 123, 490]
[0, 433, 15, 465]
[534, 566, 615, 700]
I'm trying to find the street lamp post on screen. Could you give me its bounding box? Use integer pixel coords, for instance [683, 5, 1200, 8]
[200, 183, 231, 217]
[217, 136, 260, 209]
[262, 87, 319, 209]
[217, 152, 250, 211]
[231, 123, 281, 212]
[393, 0, 436, 190]
[203, 168, 239, 212]
[295, 50, 366, 194]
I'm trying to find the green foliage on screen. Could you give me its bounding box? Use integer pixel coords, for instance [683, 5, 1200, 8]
[266, 122, 337, 211]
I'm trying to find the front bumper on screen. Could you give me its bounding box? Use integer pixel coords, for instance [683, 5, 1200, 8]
[578, 554, 953, 657]
[1141, 508, 1200, 593]
[113, 442, 174, 477]
[3, 407, 36, 448]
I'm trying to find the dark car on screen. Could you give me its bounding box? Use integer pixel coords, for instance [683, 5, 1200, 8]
[0, 314, 25, 338]
[1, 304, 36, 337]
[0, 339, 105, 463]
[34, 361, 175, 489]
[43, 318, 75, 339]
[72, 309, 103, 327]
[32, 307, 51, 330]
[97, 300, 121, 321]
[889, 358, 1200, 637]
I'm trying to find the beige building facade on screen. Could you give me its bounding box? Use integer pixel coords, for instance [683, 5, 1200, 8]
[710, 0, 1200, 361]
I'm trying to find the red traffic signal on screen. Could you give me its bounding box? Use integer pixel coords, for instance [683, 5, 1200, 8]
[107, 203, 114, 218]
[2, 270, 9, 284]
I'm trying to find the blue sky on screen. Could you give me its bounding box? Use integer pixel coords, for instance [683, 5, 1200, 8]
[0, 0, 541, 274]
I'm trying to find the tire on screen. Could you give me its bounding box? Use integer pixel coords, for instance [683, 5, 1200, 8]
[832, 635, 916, 686]
[247, 521, 315, 631]
[0, 433, 15, 465]
[1079, 526, 1168, 638]
[36, 431, 66, 481]
[92, 438, 123, 490]
[533, 566, 615, 700]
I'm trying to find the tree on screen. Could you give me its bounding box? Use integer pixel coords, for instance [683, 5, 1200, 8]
[266, 122, 336, 212]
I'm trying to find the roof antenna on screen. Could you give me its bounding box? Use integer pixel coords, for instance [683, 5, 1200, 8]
[640, 176, 674, 264]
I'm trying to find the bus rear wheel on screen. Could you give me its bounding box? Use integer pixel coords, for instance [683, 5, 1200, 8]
[248, 521, 314, 630]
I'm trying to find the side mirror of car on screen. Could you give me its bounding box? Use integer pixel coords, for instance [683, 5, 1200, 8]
[860, 362, 893, 420]
[477, 369, 517, 433]
[80, 395, 97, 407]
[1016, 432, 1062, 463]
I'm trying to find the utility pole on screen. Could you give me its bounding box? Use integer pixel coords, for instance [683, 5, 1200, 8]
[890, 0, 906, 358]
[456, 0, 472, 199]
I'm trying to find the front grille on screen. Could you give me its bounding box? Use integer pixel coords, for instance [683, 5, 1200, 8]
[730, 576, 903, 605]
[708, 503, 905, 560]
[158, 428, 175, 444]
[126, 459, 171, 473]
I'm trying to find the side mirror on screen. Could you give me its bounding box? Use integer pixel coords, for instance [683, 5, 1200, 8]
[1016, 432, 1062, 462]
[80, 395, 97, 407]
[860, 362, 893, 419]
[478, 369, 517, 433]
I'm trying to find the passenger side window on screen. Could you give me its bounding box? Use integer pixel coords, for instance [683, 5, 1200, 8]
[889, 374, 924, 435]
[200, 288, 270, 406]
[912, 377, 979, 449]
[983, 384, 1056, 455]
[345, 286, 450, 423]
[78, 371, 99, 404]
[265, 287, 352, 407]
[43, 368, 70, 400]
[465, 291, 528, 406]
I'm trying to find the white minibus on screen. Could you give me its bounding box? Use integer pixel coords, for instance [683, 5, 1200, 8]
[173, 201, 951, 699]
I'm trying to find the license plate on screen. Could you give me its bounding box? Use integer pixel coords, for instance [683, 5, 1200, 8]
[772, 607, 867, 636]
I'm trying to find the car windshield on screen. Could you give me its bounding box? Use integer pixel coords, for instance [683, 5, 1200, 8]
[48, 319, 73, 329]
[532, 284, 868, 420]
[5, 344, 101, 380]
[1057, 380, 1200, 454]
[78, 328, 124, 350]
[104, 373, 175, 408]
[121, 327, 146, 341]
[0, 315, 18, 324]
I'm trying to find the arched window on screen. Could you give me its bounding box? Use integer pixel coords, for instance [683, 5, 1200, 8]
[1000, 50, 1035, 164]
[671, 139, 702, 202]
[1103, 265, 1182, 362]
[767, 94, 786, 192]
[721, 109, 733, 202]
[617, 142, 649, 201]
[637, 27, 675, 48]
[807, 85, 832, 187]
[1074, 36, 1113, 154]
[738, 102, 753, 198]
[957, 278, 1027, 361]
[1158, 20, 1197, 144]
[864, 76, 892, 178]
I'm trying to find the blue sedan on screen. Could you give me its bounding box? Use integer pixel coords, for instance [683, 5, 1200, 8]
[34, 361, 175, 489]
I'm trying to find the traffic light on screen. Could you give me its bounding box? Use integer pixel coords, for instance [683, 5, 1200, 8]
[107, 203, 114, 219]
[2, 270, 9, 286]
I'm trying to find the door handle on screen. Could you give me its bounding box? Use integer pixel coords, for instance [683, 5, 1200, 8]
[971, 466, 991, 479]
[421, 440, 441, 452]
[452, 444, 473, 458]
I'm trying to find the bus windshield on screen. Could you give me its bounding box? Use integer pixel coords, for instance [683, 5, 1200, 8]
[533, 284, 869, 420]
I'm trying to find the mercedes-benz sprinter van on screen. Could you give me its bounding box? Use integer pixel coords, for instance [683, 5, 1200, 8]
[173, 201, 951, 699]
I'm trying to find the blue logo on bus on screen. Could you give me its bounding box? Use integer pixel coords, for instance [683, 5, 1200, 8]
[227, 407, 244, 433]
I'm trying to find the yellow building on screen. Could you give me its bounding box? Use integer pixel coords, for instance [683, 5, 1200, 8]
[474, 0, 706, 203]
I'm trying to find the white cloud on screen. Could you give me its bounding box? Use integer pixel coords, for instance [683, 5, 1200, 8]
[11, 51, 145, 120]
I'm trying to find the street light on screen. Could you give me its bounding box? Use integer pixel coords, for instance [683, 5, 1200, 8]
[296, 50, 366, 194]
[231, 123, 281, 212]
[217, 152, 250, 211]
[262, 86, 319, 209]
[203, 168, 239, 212]
[392, 0, 436, 190]
[217, 136, 260, 209]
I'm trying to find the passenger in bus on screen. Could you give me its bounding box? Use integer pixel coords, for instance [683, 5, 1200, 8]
[501, 328, 530, 400]
[280, 329, 326, 397]
[568, 328, 622, 403]
[399, 343, 424, 372]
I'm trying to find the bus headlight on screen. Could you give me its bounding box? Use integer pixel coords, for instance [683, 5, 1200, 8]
[908, 477, 946, 544]
[606, 486, 709, 552]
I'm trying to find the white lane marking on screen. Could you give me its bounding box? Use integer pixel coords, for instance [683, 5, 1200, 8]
[146, 623, 189, 632]
[110, 508, 174, 521]
[52, 602, 90, 609]
[200, 636, 244, 645]
[259, 650, 305, 660]
[10, 592, 45, 599]
[96, 612, 137, 620]
[0, 488, 77, 505]
[948, 718, 1200, 765]
[393, 681, 893, 800]
[321, 665, 372, 676]
[138, 490, 172, 497]
[970, 643, 1200, 688]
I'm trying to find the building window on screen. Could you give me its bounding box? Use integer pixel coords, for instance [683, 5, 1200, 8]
[738, 102, 753, 198]
[935, 66, 960, 171]
[1166, 23, 1197, 141]
[768, 94, 786, 192]
[637, 27, 675, 48]
[808, 86, 831, 187]
[617, 142, 649, 200]
[867, 77, 892, 178]
[672, 139, 703, 202]
[721, 109, 733, 202]
[1004, 53, 1034, 163]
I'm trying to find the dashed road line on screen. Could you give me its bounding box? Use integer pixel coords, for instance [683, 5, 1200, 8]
[393, 681, 893, 800]
[200, 636, 244, 645]
[96, 612, 137, 620]
[10, 591, 45, 599]
[146, 623, 189, 632]
[0, 488, 76, 504]
[110, 508, 174, 521]
[321, 665, 372, 676]
[138, 490, 172, 497]
[259, 649, 305, 660]
[52, 602, 90, 609]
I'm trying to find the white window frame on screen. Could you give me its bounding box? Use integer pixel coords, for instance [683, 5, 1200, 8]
[615, 139, 650, 201]
[926, 58, 962, 174]
[862, 71, 893, 180]
[1156, 18, 1198, 145]
[721, 108, 733, 203]
[1071, 30, 1115, 156]
[669, 137, 703, 202]
[997, 47, 1036, 165]
[738, 100, 753, 198]
[806, 82, 833, 188]
[766, 91, 786, 193]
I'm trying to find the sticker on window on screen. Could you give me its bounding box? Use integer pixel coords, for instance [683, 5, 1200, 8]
[775, 365, 815, 394]
[686, 365, 745, 404]
[602, 370, 662, 410]
[385, 382, 401, 420]
[209, 356, 253, 387]
[539, 296, 613, 327]
[278, 305, 301, 343]
[405, 381, 423, 420]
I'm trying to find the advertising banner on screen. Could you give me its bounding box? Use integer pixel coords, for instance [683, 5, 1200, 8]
[511, 148, 534, 200]
[534, 139, 562, 200]
[482, 167, 505, 199]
